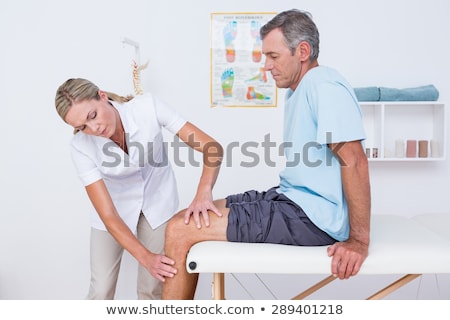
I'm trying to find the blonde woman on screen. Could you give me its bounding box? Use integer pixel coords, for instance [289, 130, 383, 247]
[55, 78, 222, 299]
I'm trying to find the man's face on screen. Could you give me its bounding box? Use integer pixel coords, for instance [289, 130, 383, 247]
[262, 28, 303, 91]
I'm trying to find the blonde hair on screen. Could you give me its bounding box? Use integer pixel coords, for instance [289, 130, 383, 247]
[55, 78, 134, 127]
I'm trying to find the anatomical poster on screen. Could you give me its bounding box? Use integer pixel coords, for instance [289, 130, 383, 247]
[210, 12, 277, 108]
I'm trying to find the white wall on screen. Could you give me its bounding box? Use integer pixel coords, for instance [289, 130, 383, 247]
[1, 0, 449, 299]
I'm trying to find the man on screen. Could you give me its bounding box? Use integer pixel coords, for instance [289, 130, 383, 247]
[161, 9, 371, 299]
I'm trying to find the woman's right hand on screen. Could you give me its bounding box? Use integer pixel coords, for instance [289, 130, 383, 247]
[143, 252, 177, 282]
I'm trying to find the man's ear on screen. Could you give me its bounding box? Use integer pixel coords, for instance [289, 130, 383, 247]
[297, 41, 311, 61]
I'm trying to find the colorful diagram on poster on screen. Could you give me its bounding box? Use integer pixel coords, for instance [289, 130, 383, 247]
[210, 12, 277, 108]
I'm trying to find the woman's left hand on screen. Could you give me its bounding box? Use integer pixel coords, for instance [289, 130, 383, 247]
[184, 190, 222, 228]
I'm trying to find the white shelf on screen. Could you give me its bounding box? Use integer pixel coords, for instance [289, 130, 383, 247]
[360, 101, 446, 161]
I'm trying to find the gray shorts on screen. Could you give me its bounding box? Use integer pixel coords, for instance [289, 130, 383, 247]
[226, 187, 336, 246]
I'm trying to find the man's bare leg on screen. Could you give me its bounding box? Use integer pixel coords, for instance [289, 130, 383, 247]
[162, 199, 229, 299]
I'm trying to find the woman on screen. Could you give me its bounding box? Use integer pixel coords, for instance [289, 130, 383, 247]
[55, 78, 223, 299]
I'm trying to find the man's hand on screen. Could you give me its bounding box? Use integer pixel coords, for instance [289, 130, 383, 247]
[327, 238, 369, 279]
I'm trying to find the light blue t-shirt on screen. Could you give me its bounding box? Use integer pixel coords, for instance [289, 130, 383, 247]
[277, 66, 365, 241]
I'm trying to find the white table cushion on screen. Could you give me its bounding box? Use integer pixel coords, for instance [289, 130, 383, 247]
[186, 214, 450, 275]
[411, 213, 450, 241]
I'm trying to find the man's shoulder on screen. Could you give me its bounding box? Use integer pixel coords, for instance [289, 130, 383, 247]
[306, 66, 344, 82]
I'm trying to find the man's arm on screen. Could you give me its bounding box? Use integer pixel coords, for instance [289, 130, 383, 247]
[327, 140, 371, 279]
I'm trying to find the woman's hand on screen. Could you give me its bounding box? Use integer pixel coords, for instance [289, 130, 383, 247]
[142, 252, 178, 282]
[184, 190, 222, 228]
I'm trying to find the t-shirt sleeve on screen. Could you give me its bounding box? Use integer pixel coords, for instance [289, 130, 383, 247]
[153, 95, 187, 134]
[70, 139, 102, 186]
[315, 82, 366, 145]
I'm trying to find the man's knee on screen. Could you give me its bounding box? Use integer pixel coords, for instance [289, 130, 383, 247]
[165, 211, 191, 246]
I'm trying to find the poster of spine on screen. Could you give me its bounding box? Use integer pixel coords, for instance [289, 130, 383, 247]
[210, 12, 277, 108]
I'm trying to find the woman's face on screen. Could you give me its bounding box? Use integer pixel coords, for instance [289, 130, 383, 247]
[64, 90, 117, 138]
